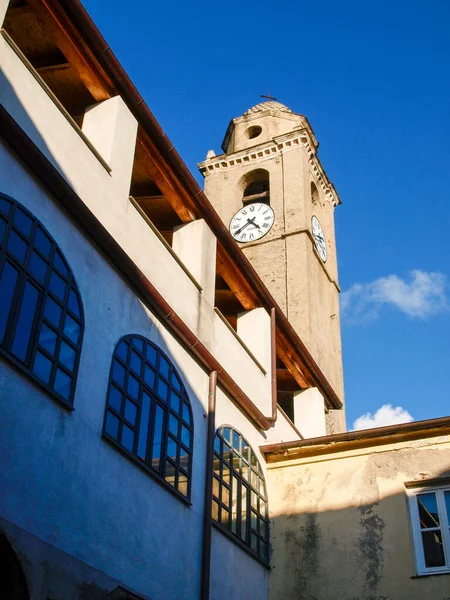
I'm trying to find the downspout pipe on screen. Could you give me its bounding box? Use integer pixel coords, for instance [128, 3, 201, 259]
[201, 371, 217, 600]
[266, 307, 278, 423]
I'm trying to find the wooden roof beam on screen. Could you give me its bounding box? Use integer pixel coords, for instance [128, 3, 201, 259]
[136, 136, 197, 223]
[25, 0, 112, 101]
[276, 337, 311, 390]
[216, 243, 259, 311]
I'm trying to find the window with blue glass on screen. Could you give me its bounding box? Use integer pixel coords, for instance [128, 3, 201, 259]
[103, 335, 194, 499]
[213, 426, 269, 563]
[0, 193, 83, 406]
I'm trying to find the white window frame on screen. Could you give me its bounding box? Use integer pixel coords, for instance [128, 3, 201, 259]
[407, 484, 450, 576]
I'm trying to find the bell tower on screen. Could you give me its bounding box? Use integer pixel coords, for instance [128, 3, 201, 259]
[198, 100, 345, 432]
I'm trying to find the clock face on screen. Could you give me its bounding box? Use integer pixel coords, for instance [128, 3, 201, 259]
[311, 215, 327, 262]
[229, 203, 275, 243]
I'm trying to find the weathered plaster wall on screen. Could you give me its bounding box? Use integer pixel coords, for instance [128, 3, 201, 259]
[268, 435, 450, 600]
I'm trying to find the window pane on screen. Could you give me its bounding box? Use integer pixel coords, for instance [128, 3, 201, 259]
[241, 484, 248, 541]
[212, 476, 219, 498]
[445, 491, 450, 519]
[146, 344, 157, 365]
[127, 373, 140, 400]
[260, 518, 267, 539]
[157, 378, 168, 402]
[29, 251, 48, 283]
[178, 474, 188, 496]
[59, 341, 76, 371]
[159, 355, 170, 379]
[108, 384, 123, 412]
[13, 208, 32, 237]
[165, 460, 176, 487]
[0, 197, 11, 217]
[38, 323, 57, 356]
[49, 270, 66, 301]
[68, 289, 80, 317]
[260, 541, 267, 560]
[222, 463, 231, 486]
[179, 446, 189, 471]
[422, 530, 446, 568]
[11, 281, 39, 362]
[7, 230, 28, 262]
[63, 315, 80, 344]
[152, 404, 164, 471]
[212, 500, 219, 522]
[116, 341, 128, 361]
[167, 436, 177, 461]
[220, 508, 229, 527]
[112, 360, 126, 387]
[124, 399, 137, 425]
[34, 227, 51, 258]
[53, 251, 69, 277]
[130, 351, 142, 376]
[0, 217, 6, 243]
[44, 297, 62, 328]
[181, 425, 191, 448]
[105, 411, 119, 439]
[182, 401, 191, 425]
[122, 425, 135, 452]
[231, 474, 239, 534]
[132, 338, 144, 352]
[33, 350, 52, 384]
[169, 413, 179, 436]
[144, 365, 155, 388]
[418, 493, 440, 528]
[222, 485, 230, 508]
[54, 368, 72, 400]
[170, 390, 181, 413]
[0, 261, 19, 342]
[137, 392, 151, 460]
[251, 533, 258, 552]
[171, 372, 181, 392]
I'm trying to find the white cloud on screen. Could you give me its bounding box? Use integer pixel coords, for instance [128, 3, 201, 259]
[352, 404, 413, 431]
[341, 270, 447, 324]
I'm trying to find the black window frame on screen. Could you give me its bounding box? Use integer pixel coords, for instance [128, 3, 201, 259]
[0, 193, 84, 408]
[212, 425, 270, 565]
[102, 335, 194, 503]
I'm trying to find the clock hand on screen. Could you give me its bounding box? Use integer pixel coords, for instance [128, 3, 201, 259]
[235, 219, 253, 236]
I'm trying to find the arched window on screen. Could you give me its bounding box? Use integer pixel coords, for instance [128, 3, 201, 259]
[241, 169, 270, 206]
[311, 181, 319, 205]
[212, 426, 269, 562]
[0, 193, 83, 406]
[0, 533, 30, 599]
[103, 335, 194, 499]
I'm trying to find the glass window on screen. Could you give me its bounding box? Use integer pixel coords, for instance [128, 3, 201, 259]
[409, 486, 450, 575]
[213, 425, 269, 563]
[0, 194, 84, 406]
[103, 335, 193, 499]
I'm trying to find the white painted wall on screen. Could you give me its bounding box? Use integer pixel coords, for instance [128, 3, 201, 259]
[0, 34, 273, 413]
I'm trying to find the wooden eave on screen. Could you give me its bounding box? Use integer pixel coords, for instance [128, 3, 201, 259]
[3, 0, 343, 411]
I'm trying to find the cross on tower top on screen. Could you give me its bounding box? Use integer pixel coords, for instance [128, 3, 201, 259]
[260, 91, 278, 102]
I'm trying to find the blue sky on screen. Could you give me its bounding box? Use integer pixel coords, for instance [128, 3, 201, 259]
[83, 0, 450, 429]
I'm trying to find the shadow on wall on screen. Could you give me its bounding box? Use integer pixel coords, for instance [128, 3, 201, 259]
[0, 77, 205, 600]
[268, 453, 450, 600]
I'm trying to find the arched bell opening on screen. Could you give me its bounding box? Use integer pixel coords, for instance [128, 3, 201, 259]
[239, 169, 270, 206]
[0, 533, 30, 600]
